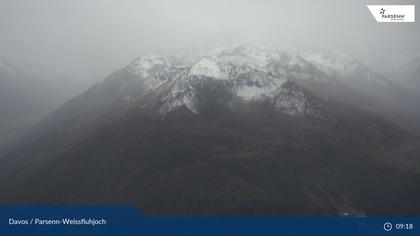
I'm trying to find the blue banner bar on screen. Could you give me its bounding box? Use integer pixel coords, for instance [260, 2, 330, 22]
[0, 206, 419, 236]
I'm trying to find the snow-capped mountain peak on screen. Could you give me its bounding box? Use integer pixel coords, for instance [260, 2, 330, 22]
[116, 46, 335, 120]
[110, 45, 407, 120]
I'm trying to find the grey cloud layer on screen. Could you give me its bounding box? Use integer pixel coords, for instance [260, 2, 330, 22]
[0, 0, 419, 79]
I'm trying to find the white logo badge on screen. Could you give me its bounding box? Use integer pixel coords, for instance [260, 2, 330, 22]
[367, 5, 415, 23]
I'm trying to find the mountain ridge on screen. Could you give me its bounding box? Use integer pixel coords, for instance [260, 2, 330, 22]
[1, 45, 419, 216]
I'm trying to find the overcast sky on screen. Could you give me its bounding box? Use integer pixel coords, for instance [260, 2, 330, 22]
[0, 0, 419, 80]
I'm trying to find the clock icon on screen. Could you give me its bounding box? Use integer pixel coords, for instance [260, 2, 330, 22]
[384, 222, 393, 231]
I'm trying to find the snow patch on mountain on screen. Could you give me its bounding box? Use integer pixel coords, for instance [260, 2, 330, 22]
[130, 55, 168, 77]
[160, 90, 198, 114]
[236, 85, 275, 101]
[189, 57, 224, 79]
